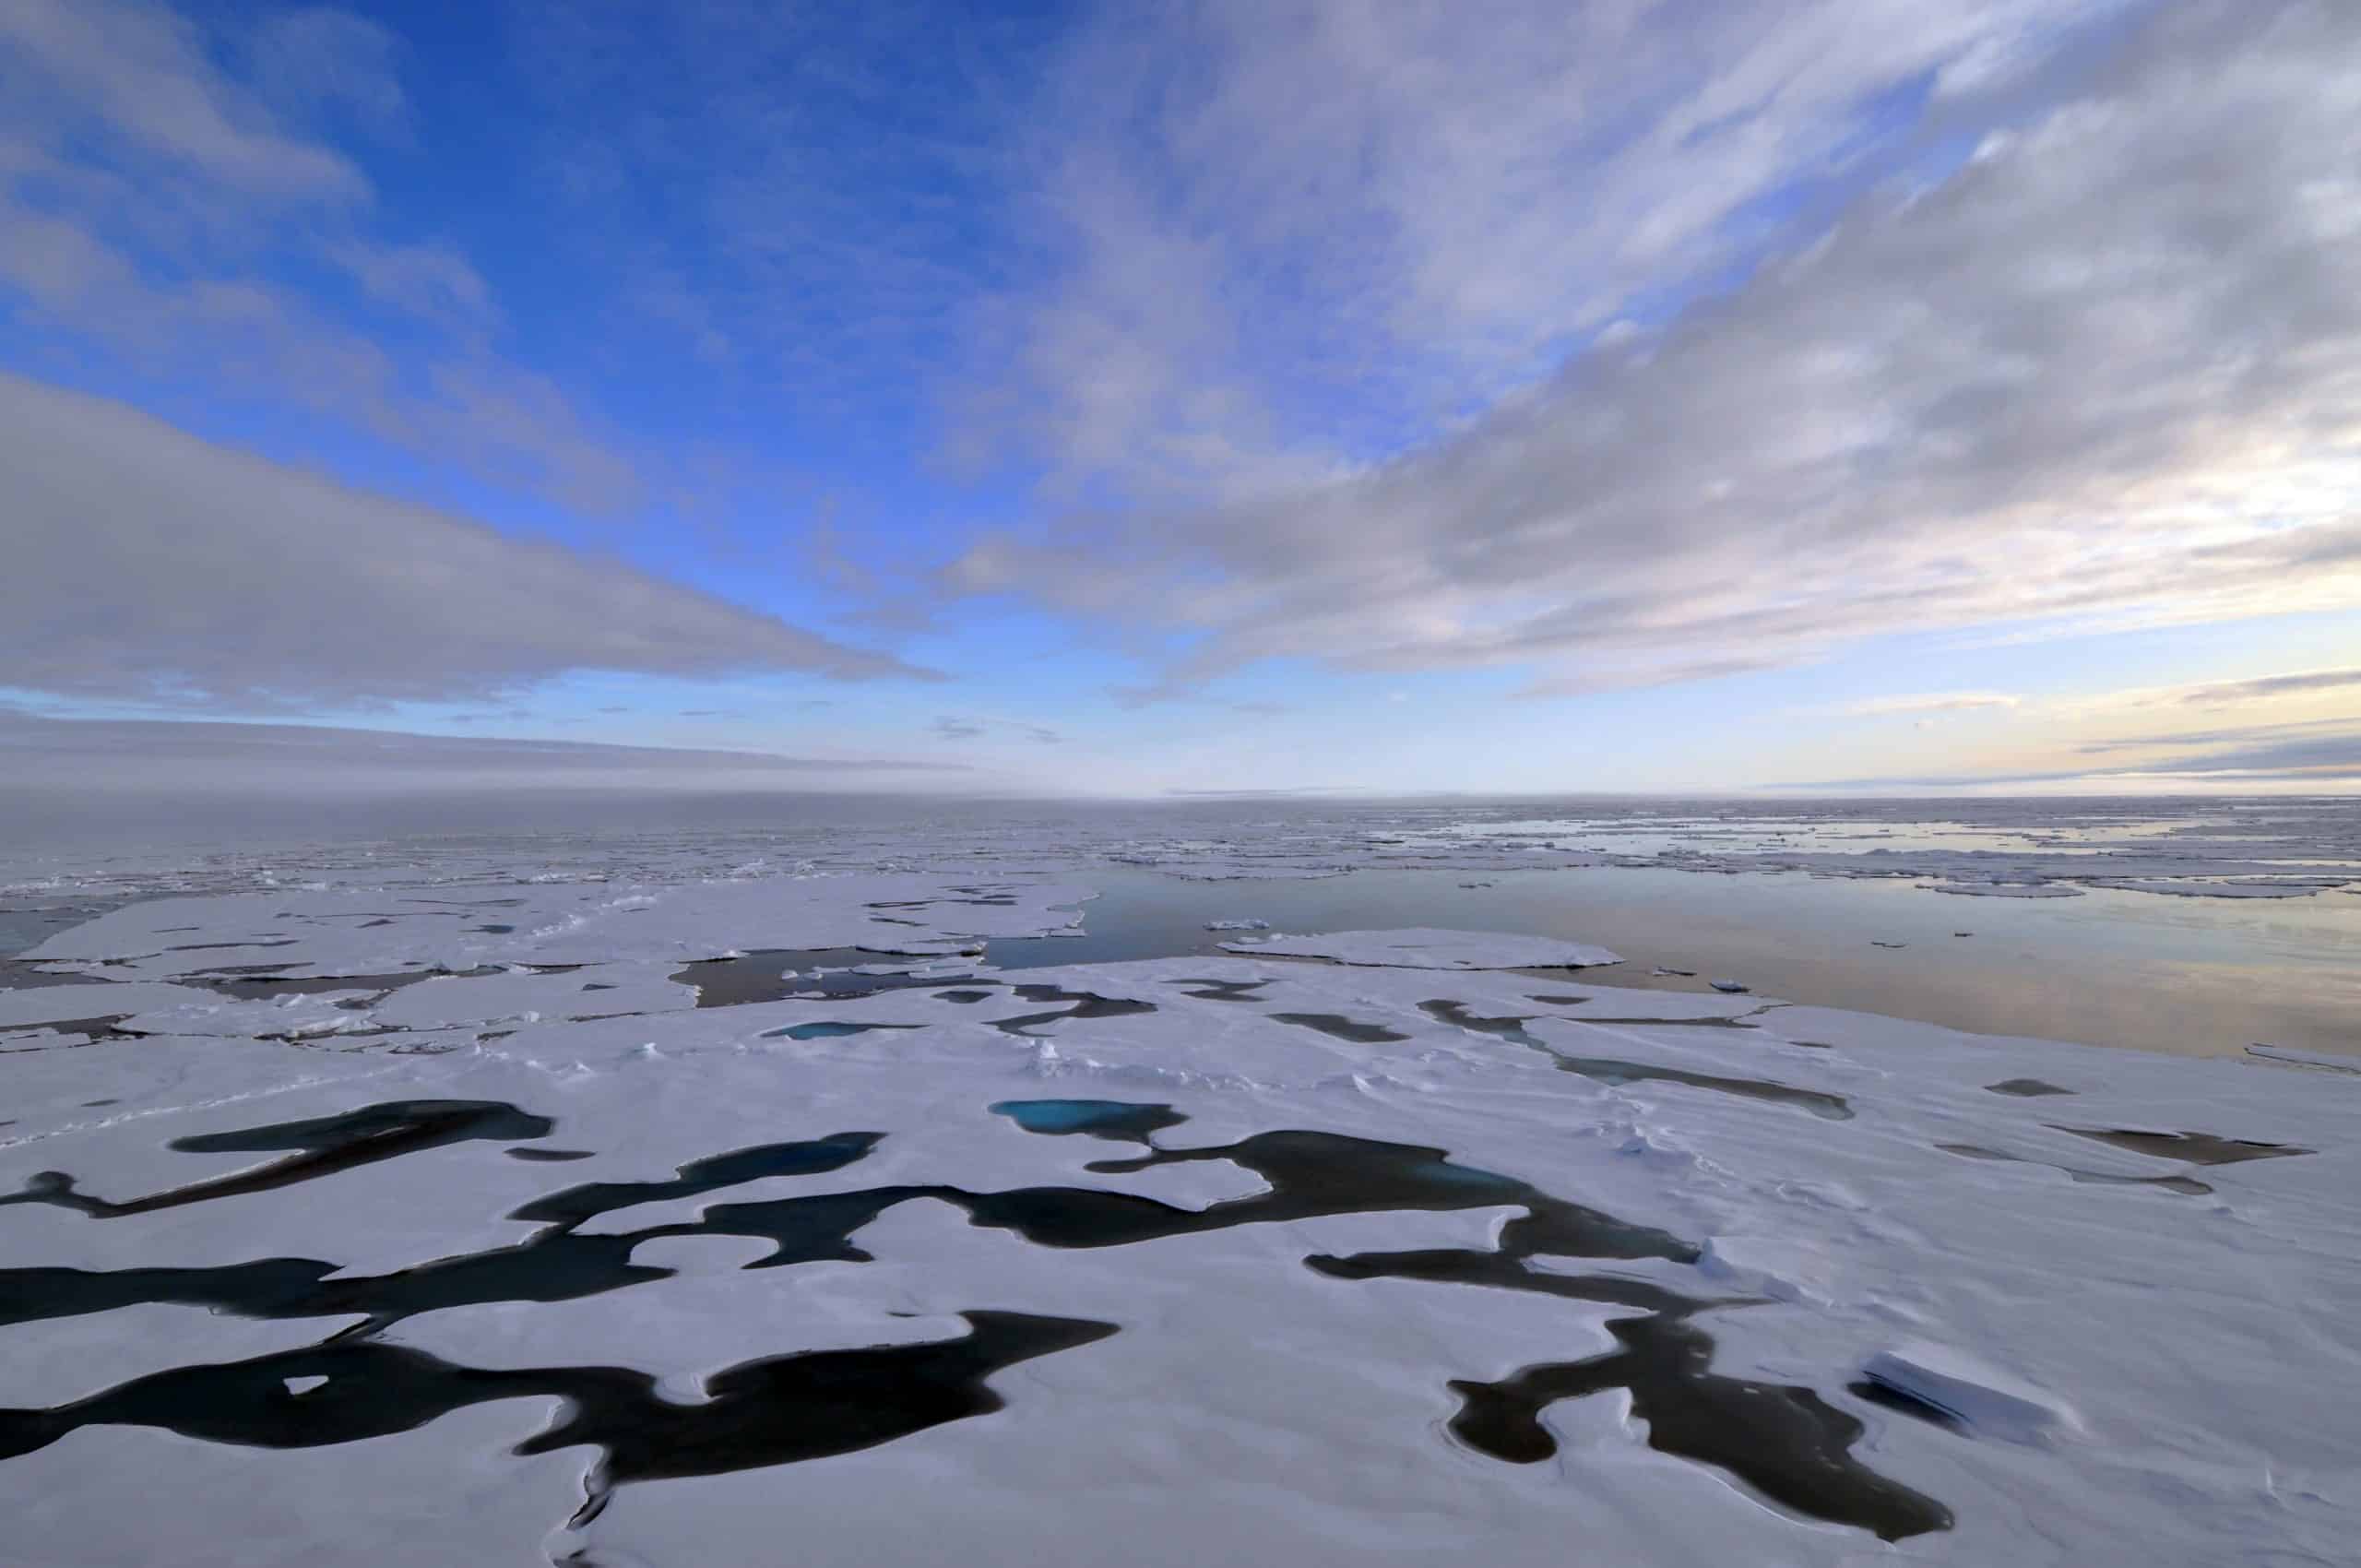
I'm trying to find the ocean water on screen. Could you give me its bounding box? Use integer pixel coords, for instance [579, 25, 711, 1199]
[985, 861, 2361, 1058]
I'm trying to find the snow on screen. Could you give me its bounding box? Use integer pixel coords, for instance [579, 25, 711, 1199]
[4, 838, 2359, 1567]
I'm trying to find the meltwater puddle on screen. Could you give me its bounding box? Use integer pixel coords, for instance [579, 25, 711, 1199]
[0, 1094, 1949, 1540]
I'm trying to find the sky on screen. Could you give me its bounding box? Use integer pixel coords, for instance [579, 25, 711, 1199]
[4, 0, 2358, 798]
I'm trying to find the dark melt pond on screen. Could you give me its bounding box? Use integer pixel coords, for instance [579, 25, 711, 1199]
[0, 1094, 1951, 1541]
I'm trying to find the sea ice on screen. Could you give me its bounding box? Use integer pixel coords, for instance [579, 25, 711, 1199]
[3, 844, 2357, 1568]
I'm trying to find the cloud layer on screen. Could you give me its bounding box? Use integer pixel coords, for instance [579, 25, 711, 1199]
[0, 0, 640, 512]
[954, 0, 2361, 698]
[0, 710, 969, 778]
[1, 374, 934, 707]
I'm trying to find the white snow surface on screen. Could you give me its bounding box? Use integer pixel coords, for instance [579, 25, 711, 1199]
[3, 857, 2358, 1567]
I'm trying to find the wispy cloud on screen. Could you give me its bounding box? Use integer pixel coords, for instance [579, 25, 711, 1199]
[970, 0, 2132, 504]
[1795, 718, 2361, 790]
[932, 714, 1063, 744]
[949, 2, 2361, 702]
[1838, 693, 2022, 718]
[2169, 668, 2361, 708]
[0, 0, 372, 200]
[2051, 665, 2361, 717]
[2076, 717, 2360, 754]
[0, 0, 640, 512]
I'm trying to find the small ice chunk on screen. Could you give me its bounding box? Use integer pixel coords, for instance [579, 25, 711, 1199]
[1921, 881, 2082, 898]
[1709, 979, 1750, 994]
[284, 1376, 329, 1396]
[1861, 1343, 2078, 1444]
[1203, 919, 1270, 932]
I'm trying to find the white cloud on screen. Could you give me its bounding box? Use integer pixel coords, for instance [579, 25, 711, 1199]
[0, 374, 937, 707]
[0, 0, 369, 199]
[332, 239, 494, 327]
[969, 0, 2136, 500]
[243, 7, 409, 135]
[950, 1, 2361, 699]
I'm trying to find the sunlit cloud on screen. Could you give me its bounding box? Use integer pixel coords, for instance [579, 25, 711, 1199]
[950, 2, 2361, 707]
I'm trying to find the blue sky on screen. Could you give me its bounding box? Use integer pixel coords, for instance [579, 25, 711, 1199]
[5, 0, 2358, 795]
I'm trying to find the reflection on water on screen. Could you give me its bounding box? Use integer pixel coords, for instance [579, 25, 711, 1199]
[983, 864, 2361, 1058]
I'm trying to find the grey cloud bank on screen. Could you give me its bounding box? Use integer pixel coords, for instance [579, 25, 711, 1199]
[0, 710, 974, 793]
[0, 374, 938, 707]
[1792, 722, 2361, 791]
[2172, 669, 2361, 708]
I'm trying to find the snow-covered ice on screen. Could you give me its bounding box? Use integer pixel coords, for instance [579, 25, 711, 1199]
[3, 834, 2358, 1567]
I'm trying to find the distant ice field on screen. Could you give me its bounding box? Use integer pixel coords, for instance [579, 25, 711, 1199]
[16, 795, 2345, 1058]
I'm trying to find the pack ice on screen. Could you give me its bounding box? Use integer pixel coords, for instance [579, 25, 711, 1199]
[2, 859, 2355, 1568]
